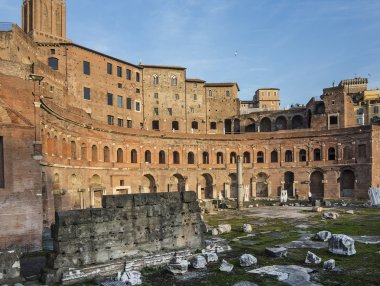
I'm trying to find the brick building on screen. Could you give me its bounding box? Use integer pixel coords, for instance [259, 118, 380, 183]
[0, 0, 380, 251]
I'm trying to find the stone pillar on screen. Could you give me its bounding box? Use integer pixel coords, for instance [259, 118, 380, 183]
[268, 181, 272, 197]
[237, 155, 244, 209]
[251, 179, 256, 197]
[197, 183, 202, 199]
[224, 183, 230, 198]
[212, 184, 217, 199]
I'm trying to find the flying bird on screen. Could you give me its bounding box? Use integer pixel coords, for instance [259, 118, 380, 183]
[234, 50, 238, 56]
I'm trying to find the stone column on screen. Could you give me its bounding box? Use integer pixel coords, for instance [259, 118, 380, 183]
[197, 183, 202, 199]
[268, 181, 272, 197]
[224, 183, 230, 198]
[212, 184, 217, 199]
[237, 155, 244, 209]
[251, 179, 256, 197]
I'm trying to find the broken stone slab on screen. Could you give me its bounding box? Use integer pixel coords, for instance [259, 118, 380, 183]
[312, 206, 323, 212]
[167, 256, 189, 274]
[119, 271, 142, 285]
[248, 265, 321, 286]
[242, 223, 253, 233]
[314, 230, 332, 242]
[368, 187, 380, 206]
[305, 251, 322, 264]
[351, 236, 380, 245]
[101, 281, 129, 286]
[328, 234, 356, 256]
[219, 259, 234, 272]
[233, 282, 258, 286]
[217, 224, 232, 234]
[211, 228, 219, 236]
[265, 247, 287, 258]
[323, 212, 340, 219]
[191, 255, 207, 269]
[323, 259, 335, 270]
[239, 254, 257, 267]
[346, 210, 354, 214]
[205, 253, 218, 263]
[203, 238, 231, 254]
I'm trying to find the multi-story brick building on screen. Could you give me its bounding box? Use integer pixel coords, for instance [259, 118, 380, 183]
[1, 0, 380, 251]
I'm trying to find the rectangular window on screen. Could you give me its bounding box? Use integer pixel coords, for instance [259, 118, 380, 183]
[136, 72, 140, 82]
[107, 63, 113, 75]
[83, 61, 90, 75]
[168, 108, 172, 116]
[83, 87, 91, 100]
[209, 90, 212, 97]
[117, 95, 123, 108]
[126, 98, 132, 109]
[0, 137, 4, 188]
[154, 107, 159, 115]
[135, 101, 141, 112]
[175, 94, 179, 100]
[107, 115, 114, 125]
[107, 93, 113, 105]
[127, 120, 132, 128]
[190, 107, 194, 113]
[374, 106, 379, 113]
[126, 69, 131, 80]
[117, 66, 122, 77]
[193, 94, 197, 100]
[267, 91, 270, 96]
[117, 118, 123, 127]
[193, 83, 197, 88]
[118, 83, 122, 88]
[210, 122, 217, 129]
[152, 120, 160, 130]
[136, 88, 140, 93]
[226, 90, 230, 97]
[50, 49, 55, 55]
[358, 144, 366, 158]
[329, 115, 338, 125]
[154, 93, 159, 99]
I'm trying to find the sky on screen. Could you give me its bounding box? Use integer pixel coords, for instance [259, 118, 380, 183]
[1, 0, 380, 107]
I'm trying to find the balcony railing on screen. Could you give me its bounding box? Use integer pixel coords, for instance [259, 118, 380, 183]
[0, 22, 13, 32]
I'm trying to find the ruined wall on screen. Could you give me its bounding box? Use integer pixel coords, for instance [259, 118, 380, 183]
[50, 192, 203, 269]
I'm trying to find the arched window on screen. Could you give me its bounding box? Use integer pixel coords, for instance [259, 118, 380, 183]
[328, 147, 336, 160]
[81, 143, 87, 161]
[152, 74, 159, 85]
[299, 149, 307, 162]
[314, 148, 321, 161]
[271, 150, 278, 163]
[243, 152, 251, 163]
[217, 152, 224, 164]
[117, 148, 123, 163]
[104, 146, 110, 162]
[173, 151, 180, 164]
[257, 151, 264, 163]
[159, 151, 166, 164]
[230, 152, 237, 164]
[71, 141, 77, 159]
[188, 152, 195, 164]
[202, 152, 209, 164]
[171, 75, 177, 86]
[145, 150, 152, 163]
[285, 150, 293, 162]
[91, 145, 98, 161]
[48, 57, 59, 70]
[131, 149, 138, 163]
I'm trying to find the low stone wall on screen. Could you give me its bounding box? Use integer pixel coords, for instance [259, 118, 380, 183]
[48, 191, 203, 282]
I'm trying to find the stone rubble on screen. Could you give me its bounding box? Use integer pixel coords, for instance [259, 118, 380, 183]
[323, 212, 340, 219]
[205, 253, 218, 263]
[305, 251, 322, 264]
[323, 259, 336, 270]
[368, 187, 380, 206]
[314, 230, 332, 242]
[239, 254, 257, 267]
[242, 224, 253, 233]
[346, 210, 354, 214]
[167, 255, 189, 274]
[328, 234, 356, 256]
[119, 271, 142, 286]
[312, 206, 323, 212]
[217, 224, 232, 234]
[219, 259, 234, 272]
[190, 255, 207, 269]
[265, 247, 287, 258]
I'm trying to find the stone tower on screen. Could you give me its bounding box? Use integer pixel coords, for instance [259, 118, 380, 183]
[22, 0, 67, 42]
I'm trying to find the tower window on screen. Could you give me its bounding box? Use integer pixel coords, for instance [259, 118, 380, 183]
[107, 93, 113, 105]
[154, 108, 159, 115]
[210, 122, 217, 129]
[107, 115, 114, 125]
[136, 72, 140, 82]
[135, 101, 141, 112]
[126, 69, 131, 80]
[48, 57, 59, 70]
[83, 61, 90, 75]
[107, 63, 113, 75]
[152, 120, 160, 130]
[117, 95, 123, 108]
[50, 49, 55, 55]
[117, 118, 123, 127]
[117, 66, 122, 77]
[126, 98, 132, 109]
[83, 87, 91, 100]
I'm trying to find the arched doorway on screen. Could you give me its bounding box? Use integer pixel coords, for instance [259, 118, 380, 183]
[200, 174, 213, 199]
[173, 174, 186, 192]
[275, 116, 287, 130]
[256, 173, 268, 197]
[245, 119, 255, 132]
[340, 169, 355, 197]
[260, 117, 271, 132]
[90, 174, 103, 208]
[310, 171, 324, 199]
[142, 174, 156, 193]
[229, 173, 237, 198]
[284, 171, 294, 197]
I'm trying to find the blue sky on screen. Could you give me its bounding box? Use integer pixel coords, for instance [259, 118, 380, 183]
[1, 0, 380, 107]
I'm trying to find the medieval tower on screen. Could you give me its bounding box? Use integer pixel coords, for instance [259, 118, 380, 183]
[22, 0, 67, 42]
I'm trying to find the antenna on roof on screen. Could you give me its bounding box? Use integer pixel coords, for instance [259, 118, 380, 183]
[139, 59, 143, 65]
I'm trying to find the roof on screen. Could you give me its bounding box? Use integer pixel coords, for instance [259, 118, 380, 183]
[37, 42, 142, 69]
[256, 88, 280, 91]
[204, 82, 240, 91]
[139, 64, 186, 70]
[186, 78, 206, 83]
[240, 100, 254, 104]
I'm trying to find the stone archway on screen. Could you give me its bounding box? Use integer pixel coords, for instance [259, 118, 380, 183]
[260, 117, 271, 132]
[142, 174, 156, 193]
[200, 174, 213, 199]
[172, 173, 186, 192]
[229, 173, 237, 198]
[340, 169, 355, 197]
[275, 116, 287, 130]
[310, 171, 324, 199]
[256, 173, 268, 197]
